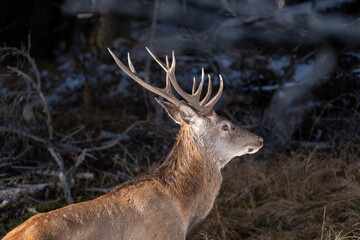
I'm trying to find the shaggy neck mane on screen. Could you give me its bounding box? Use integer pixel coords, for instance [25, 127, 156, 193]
[154, 122, 221, 225]
[154, 122, 206, 190]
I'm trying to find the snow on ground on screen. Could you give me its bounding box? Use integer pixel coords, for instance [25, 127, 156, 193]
[267, 56, 290, 76]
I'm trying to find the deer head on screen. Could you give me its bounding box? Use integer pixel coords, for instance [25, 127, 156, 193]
[108, 48, 263, 168]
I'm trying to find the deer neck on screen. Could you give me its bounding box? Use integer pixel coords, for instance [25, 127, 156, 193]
[154, 122, 222, 230]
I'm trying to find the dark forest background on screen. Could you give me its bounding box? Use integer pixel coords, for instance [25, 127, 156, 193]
[1, 0, 360, 239]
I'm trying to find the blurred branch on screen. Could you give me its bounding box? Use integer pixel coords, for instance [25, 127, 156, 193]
[276, 0, 285, 8]
[219, 0, 237, 17]
[0, 127, 48, 145]
[48, 148, 73, 204]
[0, 47, 40, 93]
[60, 125, 85, 142]
[7, 67, 53, 139]
[144, 0, 160, 118]
[2, 47, 53, 140]
[0, 183, 50, 199]
[82, 187, 117, 193]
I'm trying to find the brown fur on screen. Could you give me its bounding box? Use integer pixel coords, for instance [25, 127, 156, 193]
[2, 123, 222, 240]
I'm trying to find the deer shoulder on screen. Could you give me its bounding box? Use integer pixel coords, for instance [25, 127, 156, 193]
[3, 49, 263, 240]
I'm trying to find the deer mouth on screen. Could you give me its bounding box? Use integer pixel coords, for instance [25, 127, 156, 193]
[247, 146, 260, 154]
[247, 138, 263, 154]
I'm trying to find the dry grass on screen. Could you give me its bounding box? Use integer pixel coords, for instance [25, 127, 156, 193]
[189, 145, 360, 239]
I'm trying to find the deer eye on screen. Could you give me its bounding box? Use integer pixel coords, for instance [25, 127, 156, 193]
[221, 124, 229, 131]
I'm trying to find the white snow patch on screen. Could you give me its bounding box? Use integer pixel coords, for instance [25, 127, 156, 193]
[58, 59, 75, 72]
[352, 68, 360, 74]
[268, 56, 290, 75]
[248, 84, 279, 91]
[228, 70, 241, 80]
[293, 62, 314, 82]
[62, 75, 85, 91]
[219, 57, 233, 69]
[41, 70, 49, 77]
[343, 52, 360, 59]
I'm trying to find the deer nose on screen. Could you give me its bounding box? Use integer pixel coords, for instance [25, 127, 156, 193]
[258, 137, 263, 143]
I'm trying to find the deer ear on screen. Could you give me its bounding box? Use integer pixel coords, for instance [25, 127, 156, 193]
[179, 103, 205, 129]
[155, 98, 181, 124]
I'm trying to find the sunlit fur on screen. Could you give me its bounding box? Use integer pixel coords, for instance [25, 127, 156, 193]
[3, 122, 222, 240]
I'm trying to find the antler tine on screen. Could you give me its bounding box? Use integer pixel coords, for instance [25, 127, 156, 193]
[146, 47, 168, 72]
[203, 74, 223, 110]
[146, 48, 196, 107]
[165, 55, 171, 90]
[200, 74, 212, 106]
[164, 51, 220, 114]
[145, 48, 206, 111]
[193, 68, 205, 99]
[165, 51, 200, 106]
[192, 77, 196, 95]
[127, 53, 136, 73]
[108, 48, 180, 106]
[164, 55, 177, 98]
[111, 47, 223, 115]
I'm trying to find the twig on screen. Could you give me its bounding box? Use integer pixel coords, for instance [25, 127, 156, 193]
[7, 66, 53, 140]
[60, 125, 85, 142]
[0, 126, 48, 145]
[120, 144, 138, 169]
[73, 120, 148, 169]
[214, 202, 227, 239]
[87, 120, 148, 152]
[47, 147, 73, 204]
[219, 0, 237, 17]
[1, 46, 40, 87]
[321, 205, 326, 240]
[0, 194, 18, 206]
[82, 187, 117, 193]
[26, 196, 62, 205]
[1, 46, 52, 139]
[0, 183, 50, 198]
[2, 125, 74, 204]
[0, 145, 33, 165]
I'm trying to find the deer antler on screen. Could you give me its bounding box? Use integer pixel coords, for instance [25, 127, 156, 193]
[108, 48, 223, 115]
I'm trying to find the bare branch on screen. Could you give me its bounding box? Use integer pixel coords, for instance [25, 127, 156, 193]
[7, 66, 53, 140]
[47, 147, 73, 204]
[0, 126, 48, 145]
[0, 183, 50, 199]
[72, 120, 148, 170]
[89, 120, 148, 152]
[60, 125, 85, 142]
